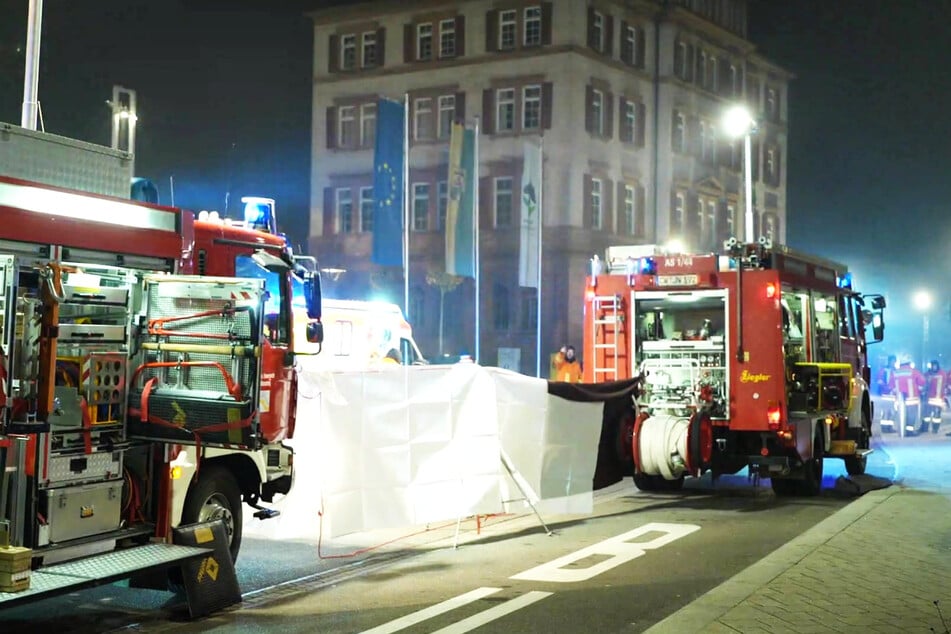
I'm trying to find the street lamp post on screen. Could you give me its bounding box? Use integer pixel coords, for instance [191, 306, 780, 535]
[913, 290, 932, 370]
[722, 105, 757, 243]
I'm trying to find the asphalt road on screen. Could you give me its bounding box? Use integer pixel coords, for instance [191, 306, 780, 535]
[3, 400, 933, 633]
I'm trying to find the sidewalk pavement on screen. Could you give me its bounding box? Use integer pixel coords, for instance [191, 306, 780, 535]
[645, 433, 951, 634]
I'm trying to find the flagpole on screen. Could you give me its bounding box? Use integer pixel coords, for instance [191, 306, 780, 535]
[473, 116, 481, 364]
[403, 93, 410, 320]
[535, 135, 543, 378]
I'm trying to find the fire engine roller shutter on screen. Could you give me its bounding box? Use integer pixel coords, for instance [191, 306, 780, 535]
[547, 378, 641, 489]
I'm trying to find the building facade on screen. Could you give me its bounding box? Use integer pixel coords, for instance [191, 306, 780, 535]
[308, 0, 791, 373]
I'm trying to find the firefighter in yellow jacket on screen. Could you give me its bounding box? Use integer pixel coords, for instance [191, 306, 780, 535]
[551, 345, 583, 383]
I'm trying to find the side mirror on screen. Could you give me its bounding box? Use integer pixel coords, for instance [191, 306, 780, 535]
[306, 321, 324, 344]
[865, 294, 886, 310]
[871, 312, 884, 343]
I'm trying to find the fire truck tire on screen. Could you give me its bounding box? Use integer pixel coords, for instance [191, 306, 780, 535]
[182, 465, 243, 562]
[845, 407, 871, 476]
[798, 429, 825, 496]
[770, 478, 798, 497]
[633, 472, 685, 492]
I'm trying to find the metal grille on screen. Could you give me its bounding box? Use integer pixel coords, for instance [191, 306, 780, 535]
[143, 287, 255, 395]
[0, 543, 210, 606]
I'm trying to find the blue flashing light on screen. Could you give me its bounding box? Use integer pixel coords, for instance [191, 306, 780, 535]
[639, 257, 657, 275]
[836, 272, 853, 289]
[241, 196, 276, 233]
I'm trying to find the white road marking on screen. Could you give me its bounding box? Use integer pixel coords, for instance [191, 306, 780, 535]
[428, 591, 554, 634]
[510, 522, 701, 583]
[359, 586, 502, 634]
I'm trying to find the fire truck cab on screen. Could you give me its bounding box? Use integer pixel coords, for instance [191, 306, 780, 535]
[583, 238, 885, 496]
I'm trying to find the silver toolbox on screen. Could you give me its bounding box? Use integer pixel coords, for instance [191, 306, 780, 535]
[43, 480, 122, 543]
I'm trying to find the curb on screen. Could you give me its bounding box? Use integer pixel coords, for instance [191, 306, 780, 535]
[643, 484, 900, 633]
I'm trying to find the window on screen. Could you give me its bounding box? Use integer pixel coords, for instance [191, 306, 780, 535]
[336, 188, 353, 233]
[499, 10, 517, 49]
[520, 292, 538, 330]
[362, 32, 377, 67]
[591, 178, 603, 230]
[623, 25, 637, 65]
[412, 183, 430, 231]
[698, 50, 707, 87]
[496, 88, 515, 132]
[438, 95, 455, 139]
[710, 57, 718, 92]
[439, 19, 456, 58]
[338, 105, 356, 148]
[623, 100, 636, 143]
[767, 87, 777, 119]
[417, 23, 433, 61]
[673, 110, 686, 152]
[524, 6, 542, 46]
[672, 192, 685, 232]
[592, 89, 604, 136]
[699, 121, 707, 159]
[359, 187, 373, 232]
[341, 34, 357, 70]
[414, 97, 433, 140]
[236, 255, 289, 346]
[623, 185, 635, 235]
[494, 177, 513, 227]
[726, 205, 735, 237]
[767, 147, 777, 180]
[676, 41, 689, 79]
[523, 85, 541, 130]
[493, 283, 510, 330]
[360, 103, 376, 147]
[438, 181, 448, 229]
[730, 64, 739, 97]
[592, 11, 604, 52]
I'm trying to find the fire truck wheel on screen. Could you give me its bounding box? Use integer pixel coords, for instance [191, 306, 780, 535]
[182, 465, 243, 562]
[798, 429, 825, 496]
[770, 478, 798, 497]
[844, 454, 867, 476]
[632, 472, 685, 492]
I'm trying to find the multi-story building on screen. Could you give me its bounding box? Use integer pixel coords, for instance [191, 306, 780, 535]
[307, 0, 791, 373]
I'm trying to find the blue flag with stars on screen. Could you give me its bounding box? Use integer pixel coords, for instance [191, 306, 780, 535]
[372, 98, 405, 267]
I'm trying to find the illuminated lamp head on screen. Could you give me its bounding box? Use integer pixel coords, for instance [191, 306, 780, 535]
[241, 196, 277, 234]
[836, 272, 853, 289]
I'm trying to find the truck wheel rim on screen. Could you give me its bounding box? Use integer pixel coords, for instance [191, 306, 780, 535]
[198, 494, 235, 543]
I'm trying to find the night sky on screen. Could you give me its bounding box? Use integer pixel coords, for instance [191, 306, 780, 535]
[1, 0, 948, 362]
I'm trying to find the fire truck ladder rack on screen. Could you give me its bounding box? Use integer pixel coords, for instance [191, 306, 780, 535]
[591, 295, 625, 381]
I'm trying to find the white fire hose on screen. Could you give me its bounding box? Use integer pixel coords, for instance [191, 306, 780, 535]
[636, 413, 690, 480]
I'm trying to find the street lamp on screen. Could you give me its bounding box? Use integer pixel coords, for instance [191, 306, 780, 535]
[722, 105, 757, 243]
[913, 290, 932, 369]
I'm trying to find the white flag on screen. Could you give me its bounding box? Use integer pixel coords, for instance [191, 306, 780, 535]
[519, 140, 542, 288]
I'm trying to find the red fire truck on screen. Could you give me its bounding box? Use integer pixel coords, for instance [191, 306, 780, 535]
[0, 172, 322, 602]
[583, 239, 885, 496]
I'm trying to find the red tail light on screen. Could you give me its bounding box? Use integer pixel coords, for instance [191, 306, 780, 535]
[767, 402, 782, 430]
[766, 283, 777, 299]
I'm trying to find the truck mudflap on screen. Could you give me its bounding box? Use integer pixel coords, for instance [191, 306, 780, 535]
[633, 411, 713, 480]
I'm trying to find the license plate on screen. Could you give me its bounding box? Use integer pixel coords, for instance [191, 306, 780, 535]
[656, 274, 698, 287]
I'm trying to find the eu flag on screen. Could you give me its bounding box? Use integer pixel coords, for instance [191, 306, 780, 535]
[372, 98, 405, 267]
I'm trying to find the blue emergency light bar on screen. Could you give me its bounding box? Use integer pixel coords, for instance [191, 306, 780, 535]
[836, 272, 853, 289]
[241, 196, 276, 234]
